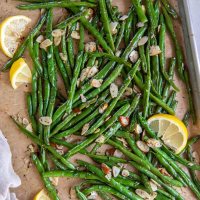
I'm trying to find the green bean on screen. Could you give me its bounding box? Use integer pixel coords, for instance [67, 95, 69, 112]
[130, 161, 183, 200]
[115, 21, 125, 50]
[50, 155, 67, 171]
[89, 52, 132, 68]
[31, 69, 38, 116]
[131, 0, 148, 23]
[159, 14, 179, 91]
[66, 51, 83, 114]
[11, 118, 75, 170]
[17, 2, 96, 10]
[1, 12, 47, 71]
[98, 191, 112, 200]
[28, 38, 43, 75]
[162, 6, 184, 80]
[79, 23, 85, 52]
[141, 174, 153, 194]
[184, 70, 196, 123]
[156, 57, 176, 113]
[54, 45, 70, 90]
[43, 170, 99, 181]
[146, 0, 157, 32]
[154, 0, 160, 28]
[187, 145, 200, 190]
[37, 77, 43, 136]
[105, 0, 118, 22]
[41, 50, 51, 116]
[124, 8, 134, 45]
[75, 186, 88, 200]
[46, 9, 56, 87]
[166, 91, 176, 107]
[160, 0, 178, 19]
[99, 0, 115, 51]
[139, 45, 147, 73]
[77, 160, 142, 200]
[83, 185, 127, 200]
[60, 29, 72, 83]
[26, 93, 37, 132]
[31, 153, 60, 200]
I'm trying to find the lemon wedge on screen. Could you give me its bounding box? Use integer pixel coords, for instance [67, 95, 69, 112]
[33, 189, 51, 200]
[0, 15, 31, 58]
[10, 58, 32, 89]
[148, 114, 188, 154]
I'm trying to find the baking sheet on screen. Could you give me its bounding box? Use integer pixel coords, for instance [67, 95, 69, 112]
[0, 0, 199, 199]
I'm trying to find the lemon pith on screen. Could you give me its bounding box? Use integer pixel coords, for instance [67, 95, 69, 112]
[33, 189, 50, 200]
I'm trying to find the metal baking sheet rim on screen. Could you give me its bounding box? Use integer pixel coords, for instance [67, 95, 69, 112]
[179, 0, 200, 126]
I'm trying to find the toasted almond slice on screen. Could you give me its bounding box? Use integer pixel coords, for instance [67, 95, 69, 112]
[119, 116, 130, 127]
[124, 87, 133, 96]
[80, 67, 90, 82]
[40, 39, 52, 50]
[81, 123, 90, 135]
[36, 35, 44, 43]
[54, 36, 61, 46]
[112, 166, 121, 177]
[136, 22, 145, 28]
[110, 22, 118, 35]
[119, 15, 128, 21]
[59, 53, 67, 62]
[39, 116, 52, 126]
[87, 66, 99, 78]
[138, 36, 148, 46]
[71, 30, 80, 39]
[85, 42, 96, 52]
[121, 169, 130, 177]
[135, 189, 151, 199]
[99, 103, 108, 114]
[52, 29, 65, 37]
[150, 45, 162, 56]
[49, 177, 59, 186]
[129, 50, 139, 63]
[147, 138, 162, 148]
[91, 79, 103, 88]
[87, 191, 98, 200]
[136, 141, 150, 153]
[134, 124, 143, 134]
[110, 83, 118, 98]
[80, 94, 87, 102]
[96, 135, 105, 143]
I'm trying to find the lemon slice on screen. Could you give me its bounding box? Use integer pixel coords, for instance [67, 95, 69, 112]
[10, 58, 32, 89]
[0, 15, 31, 58]
[148, 114, 188, 154]
[33, 189, 51, 200]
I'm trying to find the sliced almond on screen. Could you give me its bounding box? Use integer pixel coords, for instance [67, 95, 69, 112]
[192, 151, 199, 164]
[158, 167, 171, 176]
[136, 141, 150, 153]
[133, 85, 141, 93]
[99, 103, 108, 114]
[23, 118, 29, 126]
[91, 79, 103, 88]
[26, 124, 33, 132]
[87, 66, 99, 78]
[117, 137, 128, 147]
[147, 138, 162, 148]
[124, 87, 133, 96]
[39, 116, 52, 126]
[150, 45, 162, 56]
[36, 35, 44, 43]
[150, 180, 158, 192]
[110, 83, 118, 98]
[105, 172, 112, 181]
[112, 166, 121, 177]
[119, 116, 130, 127]
[52, 29, 65, 37]
[80, 94, 87, 102]
[121, 169, 130, 177]
[40, 39, 53, 50]
[85, 42, 96, 52]
[115, 50, 122, 57]
[119, 15, 128, 21]
[129, 50, 139, 63]
[138, 36, 148, 46]
[71, 30, 80, 39]
[134, 124, 143, 134]
[96, 135, 105, 143]
[85, 8, 94, 20]
[110, 22, 118, 35]
[81, 123, 90, 135]
[80, 67, 90, 82]
[136, 22, 144, 28]
[54, 36, 61, 46]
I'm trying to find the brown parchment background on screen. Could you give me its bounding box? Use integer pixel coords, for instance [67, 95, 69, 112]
[0, 0, 199, 199]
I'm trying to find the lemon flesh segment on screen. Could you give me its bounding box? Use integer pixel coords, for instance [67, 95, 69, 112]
[10, 58, 32, 89]
[148, 114, 188, 154]
[34, 189, 51, 200]
[0, 15, 31, 58]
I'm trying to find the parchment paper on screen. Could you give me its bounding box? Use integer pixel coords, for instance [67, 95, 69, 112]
[0, 0, 199, 199]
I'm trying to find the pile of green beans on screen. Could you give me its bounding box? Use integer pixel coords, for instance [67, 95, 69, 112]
[7, 0, 199, 199]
